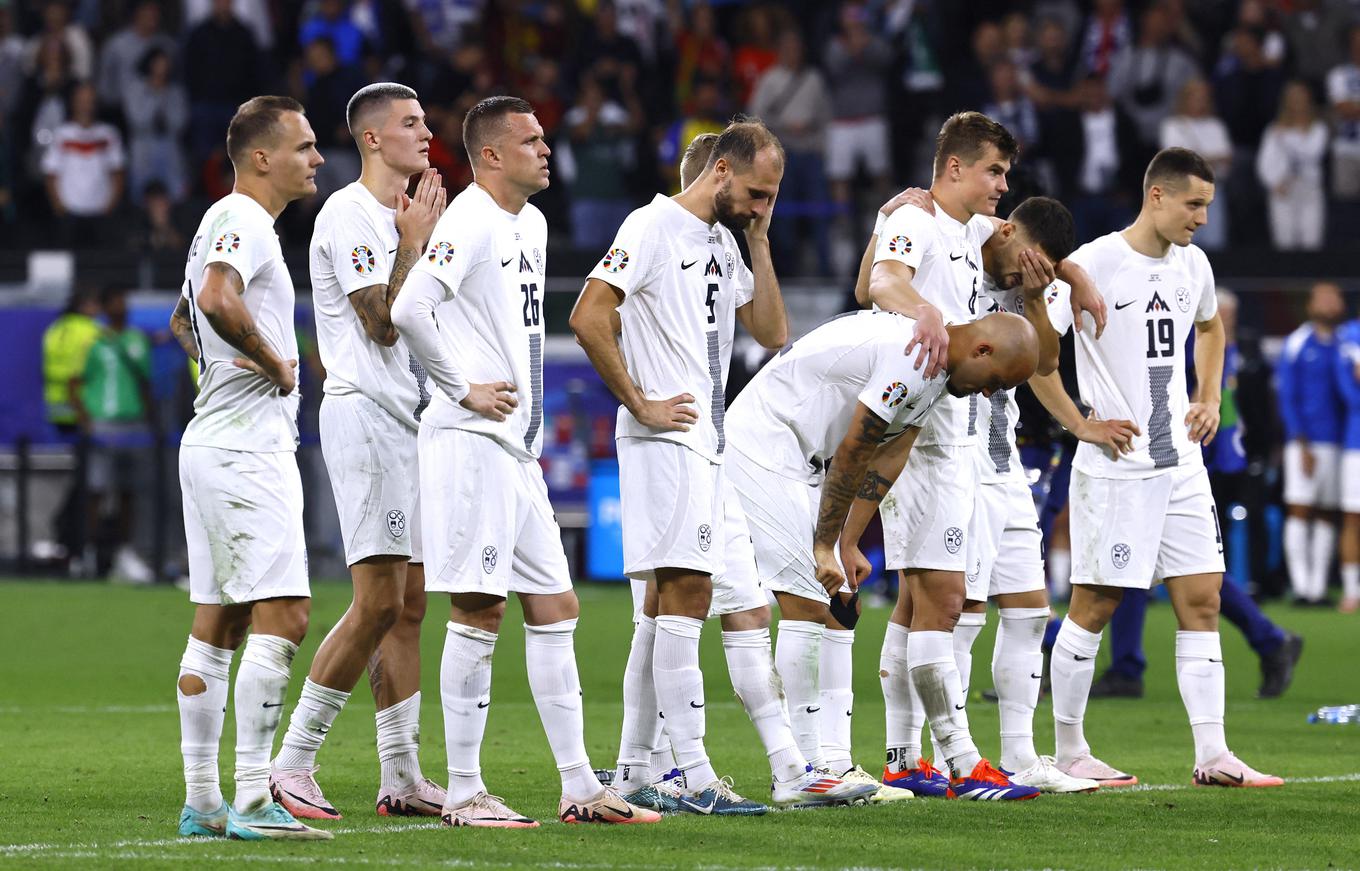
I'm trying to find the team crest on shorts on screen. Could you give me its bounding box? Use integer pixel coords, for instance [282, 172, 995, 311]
[887, 235, 911, 254]
[1175, 287, 1191, 312]
[944, 526, 964, 554]
[427, 241, 455, 265]
[214, 232, 241, 253]
[1111, 542, 1132, 570]
[352, 244, 376, 275]
[601, 248, 629, 272]
[386, 509, 406, 538]
[697, 524, 712, 552]
[881, 381, 910, 408]
[482, 546, 498, 573]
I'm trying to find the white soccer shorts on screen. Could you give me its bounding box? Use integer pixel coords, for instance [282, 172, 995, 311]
[1283, 441, 1341, 510]
[617, 437, 723, 580]
[966, 478, 1046, 602]
[418, 426, 572, 598]
[726, 447, 844, 604]
[1343, 449, 1360, 514]
[319, 393, 422, 566]
[880, 443, 976, 573]
[1070, 464, 1226, 589]
[180, 445, 310, 606]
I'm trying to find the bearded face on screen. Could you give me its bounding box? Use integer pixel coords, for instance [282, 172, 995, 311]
[712, 178, 752, 232]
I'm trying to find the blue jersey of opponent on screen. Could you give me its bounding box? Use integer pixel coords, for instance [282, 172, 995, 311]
[1205, 343, 1247, 474]
[1276, 323, 1343, 445]
[1335, 320, 1360, 450]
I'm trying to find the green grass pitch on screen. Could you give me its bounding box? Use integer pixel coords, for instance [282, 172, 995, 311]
[1, 579, 1357, 869]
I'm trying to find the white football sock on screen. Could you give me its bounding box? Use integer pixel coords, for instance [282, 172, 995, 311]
[774, 619, 825, 768]
[526, 620, 601, 801]
[233, 634, 297, 813]
[952, 611, 986, 699]
[1310, 521, 1337, 600]
[440, 621, 496, 806]
[908, 629, 979, 776]
[615, 616, 658, 792]
[880, 621, 921, 772]
[1175, 631, 1228, 766]
[1343, 563, 1360, 600]
[993, 607, 1047, 772]
[654, 615, 716, 789]
[1048, 548, 1071, 601]
[1051, 617, 1101, 765]
[818, 628, 855, 775]
[650, 736, 675, 782]
[177, 635, 233, 813]
[375, 691, 423, 791]
[274, 678, 349, 772]
[1284, 516, 1310, 599]
[723, 628, 806, 782]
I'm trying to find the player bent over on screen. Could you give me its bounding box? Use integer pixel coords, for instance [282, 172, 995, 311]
[1031, 148, 1283, 788]
[610, 131, 876, 811]
[270, 83, 446, 821]
[391, 96, 658, 827]
[729, 309, 1043, 797]
[168, 97, 330, 840]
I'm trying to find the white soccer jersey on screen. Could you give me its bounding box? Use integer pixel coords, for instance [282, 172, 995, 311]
[726, 310, 950, 486]
[874, 202, 995, 447]
[974, 276, 1072, 485]
[310, 182, 421, 430]
[1055, 232, 1218, 479]
[588, 194, 753, 463]
[397, 184, 549, 461]
[180, 192, 300, 452]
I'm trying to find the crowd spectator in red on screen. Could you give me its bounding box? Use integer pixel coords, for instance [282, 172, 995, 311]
[731, 4, 780, 107]
[42, 81, 123, 245]
[674, 1, 729, 113]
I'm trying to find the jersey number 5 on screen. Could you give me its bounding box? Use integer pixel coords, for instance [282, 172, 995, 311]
[521, 282, 540, 327]
[1146, 317, 1174, 358]
[705, 282, 718, 325]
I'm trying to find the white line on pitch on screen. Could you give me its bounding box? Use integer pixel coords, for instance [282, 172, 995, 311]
[1127, 773, 1360, 792]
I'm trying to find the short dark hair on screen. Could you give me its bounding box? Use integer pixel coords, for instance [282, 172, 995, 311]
[680, 132, 719, 188]
[1143, 146, 1215, 194]
[1009, 196, 1076, 263]
[462, 95, 534, 165]
[710, 116, 784, 172]
[933, 111, 1018, 178]
[226, 95, 305, 166]
[346, 82, 419, 139]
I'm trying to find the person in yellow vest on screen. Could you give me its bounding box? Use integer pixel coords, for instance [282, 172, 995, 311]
[42, 288, 102, 434]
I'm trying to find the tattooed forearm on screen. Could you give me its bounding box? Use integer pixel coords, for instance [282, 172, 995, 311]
[169, 297, 199, 360]
[385, 244, 421, 307]
[856, 470, 893, 502]
[814, 410, 889, 547]
[351, 286, 399, 346]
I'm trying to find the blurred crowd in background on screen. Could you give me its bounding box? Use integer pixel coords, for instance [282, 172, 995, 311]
[5, 0, 1360, 274]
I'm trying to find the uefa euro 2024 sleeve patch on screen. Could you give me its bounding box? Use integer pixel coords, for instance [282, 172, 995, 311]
[426, 241, 455, 266]
[601, 248, 629, 272]
[887, 235, 911, 255]
[352, 244, 376, 275]
[882, 381, 910, 408]
[214, 232, 241, 253]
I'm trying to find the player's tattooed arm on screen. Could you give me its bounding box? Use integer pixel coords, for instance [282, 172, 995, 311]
[812, 404, 890, 593]
[169, 296, 199, 361]
[348, 284, 400, 347]
[856, 469, 894, 502]
[571, 278, 698, 431]
[197, 261, 297, 395]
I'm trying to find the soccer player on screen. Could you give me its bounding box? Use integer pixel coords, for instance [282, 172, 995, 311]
[860, 112, 1103, 800]
[1277, 282, 1346, 605]
[617, 131, 877, 810]
[270, 83, 446, 821]
[389, 96, 658, 828]
[167, 96, 331, 840]
[570, 120, 792, 815]
[1031, 147, 1283, 788]
[1337, 307, 1360, 613]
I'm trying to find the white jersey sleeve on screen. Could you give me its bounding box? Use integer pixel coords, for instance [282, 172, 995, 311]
[587, 208, 664, 297]
[329, 204, 394, 297]
[203, 211, 274, 288]
[873, 205, 934, 272]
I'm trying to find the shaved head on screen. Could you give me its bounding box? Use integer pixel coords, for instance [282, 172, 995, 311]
[945, 312, 1040, 396]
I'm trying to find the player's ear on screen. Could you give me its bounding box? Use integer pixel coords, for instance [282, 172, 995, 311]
[975, 342, 994, 359]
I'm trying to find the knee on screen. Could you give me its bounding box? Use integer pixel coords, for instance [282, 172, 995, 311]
[397, 588, 428, 628]
[281, 605, 310, 644]
[361, 594, 403, 636]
